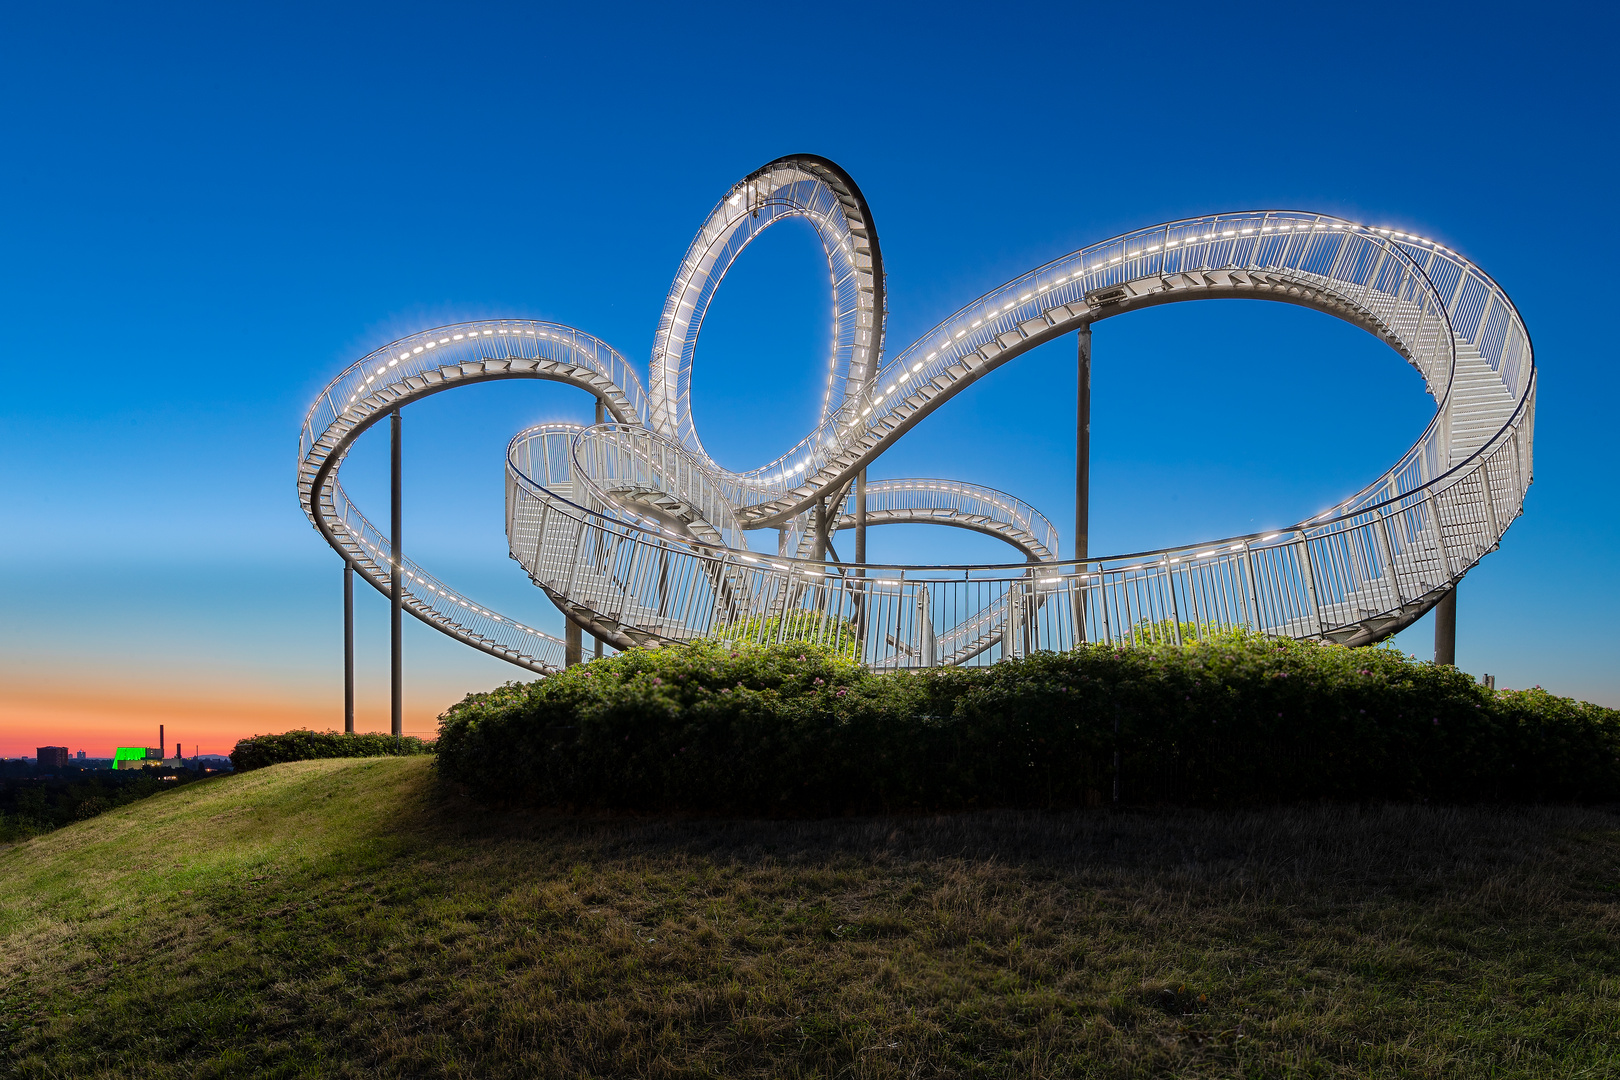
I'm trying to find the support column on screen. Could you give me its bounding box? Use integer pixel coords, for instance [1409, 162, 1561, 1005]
[1434, 587, 1456, 666]
[593, 397, 605, 662]
[812, 497, 829, 563]
[855, 468, 867, 565]
[1075, 325, 1091, 643]
[854, 468, 868, 651]
[565, 620, 582, 667]
[343, 562, 354, 734]
[1075, 325, 1091, 563]
[390, 408, 403, 738]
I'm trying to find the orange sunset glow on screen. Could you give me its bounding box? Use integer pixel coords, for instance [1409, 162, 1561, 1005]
[0, 680, 447, 758]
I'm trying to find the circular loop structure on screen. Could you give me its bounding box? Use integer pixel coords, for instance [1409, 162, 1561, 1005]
[300, 155, 1535, 674]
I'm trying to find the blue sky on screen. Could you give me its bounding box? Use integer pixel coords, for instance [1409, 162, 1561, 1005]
[2, 1, 1615, 752]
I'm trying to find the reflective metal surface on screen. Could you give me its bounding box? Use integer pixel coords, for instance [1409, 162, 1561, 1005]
[299, 157, 1535, 674]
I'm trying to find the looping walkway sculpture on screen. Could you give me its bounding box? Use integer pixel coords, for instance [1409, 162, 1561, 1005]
[300, 155, 1535, 676]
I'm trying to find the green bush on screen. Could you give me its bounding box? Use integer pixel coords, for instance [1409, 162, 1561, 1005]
[720, 610, 862, 660]
[229, 730, 433, 772]
[434, 636, 1620, 813]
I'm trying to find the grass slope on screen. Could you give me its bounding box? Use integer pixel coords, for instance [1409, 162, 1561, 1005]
[3, 757, 1619, 1078]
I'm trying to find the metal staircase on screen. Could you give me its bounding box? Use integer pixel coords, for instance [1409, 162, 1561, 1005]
[299, 157, 1535, 674]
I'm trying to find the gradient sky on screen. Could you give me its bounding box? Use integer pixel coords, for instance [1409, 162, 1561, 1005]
[2, 1, 1616, 757]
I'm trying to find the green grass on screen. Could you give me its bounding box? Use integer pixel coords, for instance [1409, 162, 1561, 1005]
[3, 757, 1619, 1078]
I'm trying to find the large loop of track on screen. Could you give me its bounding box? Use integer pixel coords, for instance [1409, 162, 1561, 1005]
[300, 155, 1535, 674]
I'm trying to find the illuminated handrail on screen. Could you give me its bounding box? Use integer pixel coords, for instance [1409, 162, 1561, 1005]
[298, 157, 1534, 675]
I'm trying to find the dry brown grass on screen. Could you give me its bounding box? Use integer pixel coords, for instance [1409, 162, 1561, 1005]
[3, 757, 1618, 1077]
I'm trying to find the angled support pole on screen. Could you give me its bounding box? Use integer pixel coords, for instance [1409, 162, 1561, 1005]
[390, 407, 403, 738]
[812, 497, 830, 563]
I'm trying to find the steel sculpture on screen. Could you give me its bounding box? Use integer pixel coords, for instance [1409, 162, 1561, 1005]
[299, 155, 1535, 683]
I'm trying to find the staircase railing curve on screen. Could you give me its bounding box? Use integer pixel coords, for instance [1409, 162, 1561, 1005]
[299, 156, 1534, 674]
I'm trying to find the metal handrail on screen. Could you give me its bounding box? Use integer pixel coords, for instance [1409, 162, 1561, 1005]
[298, 159, 1534, 675]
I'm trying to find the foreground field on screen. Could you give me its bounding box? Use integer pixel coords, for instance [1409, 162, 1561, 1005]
[2, 758, 1618, 1078]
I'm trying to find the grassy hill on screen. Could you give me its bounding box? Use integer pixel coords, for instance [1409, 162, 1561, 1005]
[3, 757, 1619, 1078]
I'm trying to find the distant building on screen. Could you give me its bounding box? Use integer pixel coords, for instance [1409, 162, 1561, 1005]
[76, 750, 86, 760]
[114, 747, 164, 770]
[37, 746, 69, 770]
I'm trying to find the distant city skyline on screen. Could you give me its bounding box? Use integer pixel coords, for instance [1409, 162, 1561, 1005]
[3, 1, 1617, 756]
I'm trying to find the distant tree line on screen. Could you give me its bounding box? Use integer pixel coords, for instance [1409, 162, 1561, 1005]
[0, 770, 204, 842]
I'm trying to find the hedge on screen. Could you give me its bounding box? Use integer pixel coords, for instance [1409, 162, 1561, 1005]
[434, 636, 1620, 813]
[229, 730, 434, 772]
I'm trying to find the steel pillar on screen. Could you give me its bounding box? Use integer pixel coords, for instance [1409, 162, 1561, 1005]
[566, 620, 582, 667]
[594, 398, 605, 661]
[854, 468, 868, 645]
[855, 468, 867, 564]
[812, 497, 829, 562]
[1434, 587, 1456, 666]
[343, 562, 354, 733]
[390, 408, 403, 738]
[1075, 325, 1091, 642]
[1075, 325, 1091, 564]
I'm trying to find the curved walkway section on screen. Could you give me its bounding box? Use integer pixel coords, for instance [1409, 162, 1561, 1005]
[300, 158, 1535, 672]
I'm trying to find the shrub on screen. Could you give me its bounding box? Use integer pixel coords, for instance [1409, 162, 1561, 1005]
[229, 730, 433, 772]
[719, 611, 863, 660]
[434, 636, 1620, 814]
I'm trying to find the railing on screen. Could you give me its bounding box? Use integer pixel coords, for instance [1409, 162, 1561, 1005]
[496, 208, 1533, 662]
[680, 212, 1469, 528]
[649, 157, 881, 456]
[832, 478, 1059, 561]
[300, 164, 1534, 677]
[298, 319, 647, 469]
[321, 475, 566, 670]
[506, 402, 1525, 663]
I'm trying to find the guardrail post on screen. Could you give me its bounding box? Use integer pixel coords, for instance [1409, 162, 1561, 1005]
[1479, 456, 1501, 543]
[775, 566, 794, 644]
[1373, 510, 1404, 608]
[1510, 429, 1525, 504]
[1242, 544, 1263, 633]
[1295, 536, 1323, 637]
[1070, 567, 1089, 646]
[1425, 491, 1453, 582]
[997, 580, 1011, 660]
[1164, 559, 1183, 644]
[1095, 574, 1111, 644]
